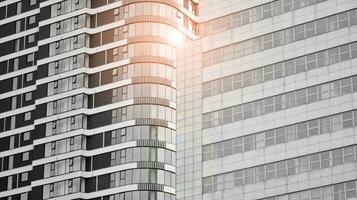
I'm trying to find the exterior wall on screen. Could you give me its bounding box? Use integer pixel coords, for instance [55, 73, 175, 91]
[193, 0, 357, 200]
[0, 0, 197, 199]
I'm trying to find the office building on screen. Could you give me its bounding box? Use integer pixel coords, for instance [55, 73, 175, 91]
[2, 0, 357, 200]
[176, 0, 357, 199]
[0, 0, 197, 199]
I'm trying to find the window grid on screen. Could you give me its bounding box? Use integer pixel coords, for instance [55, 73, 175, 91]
[260, 180, 357, 200]
[201, 0, 327, 36]
[203, 41, 357, 98]
[203, 145, 357, 194]
[202, 9, 357, 67]
[202, 75, 357, 129]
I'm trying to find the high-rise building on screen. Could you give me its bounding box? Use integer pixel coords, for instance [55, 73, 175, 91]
[2, 0, 357, 200]
[176, 0, 357, 200]
[0, 0, 197, 200]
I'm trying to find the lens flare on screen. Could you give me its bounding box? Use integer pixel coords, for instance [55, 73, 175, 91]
[167, 31, 184, 46]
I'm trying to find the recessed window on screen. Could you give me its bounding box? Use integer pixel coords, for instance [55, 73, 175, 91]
[20, 193, 28, 200]
[30, 0, 36, 6]
[28, 16, 36, 25]
[27, 54, 34, 63]
[27, 34, 35, 43]
[16, 20, 21, 33]
[13, 58, 19, 70]
[25, 92, 32, 101]
[26, 73, 33, 82]
[22, 152, 29, 161]
[24, 112, 31, 121]
[23, 132, 30, 141]
[21, 172, 28, 181]
[71, 96, 76, 104]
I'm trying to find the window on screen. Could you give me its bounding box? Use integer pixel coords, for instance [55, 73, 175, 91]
[275, 128, 286, 144]
[287, 159, 296, 176]
[276, 161, 287, 178]
[21, 172, 28, 181]
[320, 117, 331, 134]
[265, 130, 275, 146]
[332, 149, 343, 165]
[28, 34, 35, 43]
[306, 54, 317, 70]
[352, 42, 357, 59]
[338, 12, 349, 29]
[20, 193, 28, 200]
[285, 60, 295, 76]
[294, 24, 305, 41]
[317, 51, 328, 67]
[244, 168, 254, 184]
[310, 153, 320, 170]
[264, 97, 274, 113]
[25, 92, 32, 101]
[334, 183, 345, 200]
[273, 0, 283, 15]
[307, 86, 318, 103]
[233, 138, 243, 153]
[26, 73, 33, 82]
[316, 18, 327, 35]
[30, 0, 36, 6]
[283, 0, 293, 12]
[16, 20, 21, 33]
[27, 54, 34, 63]
[319, 83, 330, 99]
[263, 3, 272, 18]
[243, 103, 253, 119]
[28, 16, 36, 25]
[295, 56, 306, 73]
[320, 151, 330, 168]
[308, 120, 319, 136]
[332, 114, 343, 131]
[24, 112, 31, 121]
[296, 89, 307, 105]
[344, 146, 355, 163]
[339, 44, 351, 61]
[322, 186, 333, 200]
[350, 10, 357, 26]
[15, 39, 21, 52]
[346, 181, 357, 199]
[297, 122, 308, 139]
[14, 58, 19, 70]
[255, 166, 265, 182]
[273, 30, 284, 47]
[265, 163, 276, 180]
[232, 74, 242, 89]
[22, 152, 29, 161]
[263, 65, 274, 81]
[298, 156, 308, 173]
[305, 21, 316, 38]
[244, 135, 254, 151]
[342, 112, 353, 128]
[23, 132, 30, 141]
[263, 34, 273, 50]
[286, 125, 296, 141]
[327, 15, 338, 31]
[328, 47, 339, 64]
